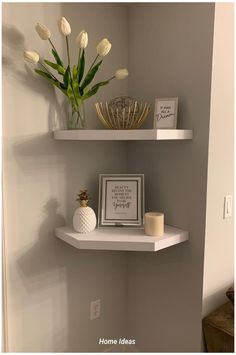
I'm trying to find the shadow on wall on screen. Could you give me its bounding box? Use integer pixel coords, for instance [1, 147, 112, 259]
[11, 132, 128, 218]
[2, 23, 66, 131]
[15, 195, 114, 351]
[16, 195, 127, 352]
[15, 197, 69, 351]
[17, 198, 66, 285]
[10, 133, 128, 351]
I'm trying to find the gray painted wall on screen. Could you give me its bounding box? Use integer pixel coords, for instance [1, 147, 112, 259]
[126, 3, 215, 352]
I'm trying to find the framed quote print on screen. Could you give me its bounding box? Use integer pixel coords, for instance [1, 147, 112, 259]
[98, 174, 144, 227]
[154, 97, 178, 129]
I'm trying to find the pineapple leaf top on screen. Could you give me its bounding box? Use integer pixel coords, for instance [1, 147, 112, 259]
[76, 189, 90, 202]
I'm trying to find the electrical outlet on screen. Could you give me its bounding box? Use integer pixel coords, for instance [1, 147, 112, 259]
[90, 299, 101, 320]
[224, 195, 233, 219]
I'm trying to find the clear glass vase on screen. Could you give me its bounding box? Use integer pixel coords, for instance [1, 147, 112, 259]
[68, 101, 86, 129]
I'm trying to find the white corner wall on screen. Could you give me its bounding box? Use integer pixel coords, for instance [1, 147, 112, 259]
[3, 3, 129, 352]
[202, 3, 234, 317]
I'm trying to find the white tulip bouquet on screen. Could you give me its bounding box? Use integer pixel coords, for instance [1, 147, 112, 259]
[24, 17, 128, 129]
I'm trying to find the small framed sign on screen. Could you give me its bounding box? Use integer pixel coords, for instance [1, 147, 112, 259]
[98, 174, 144, 227]
[154, 97, 178, 129]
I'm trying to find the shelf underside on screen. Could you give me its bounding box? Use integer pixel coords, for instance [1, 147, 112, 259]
[53, 129, 193, 141]
[55, 225, 189, 252]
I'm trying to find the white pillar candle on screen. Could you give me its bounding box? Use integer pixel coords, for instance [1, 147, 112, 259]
[144, 212, 164, 237]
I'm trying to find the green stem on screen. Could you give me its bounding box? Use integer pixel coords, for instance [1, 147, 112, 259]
[77, 48, 81, 69]
[66, 36, 70, 67]
[65, 36, 74, 106]
[39, 61, 58, 81]
[71, 78, 79, 108]
[87, 54, 99, 75]
[48, 38, 57, 53]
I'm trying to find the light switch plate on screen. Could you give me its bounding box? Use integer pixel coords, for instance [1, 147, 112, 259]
[90, 299, 101, 320]
[224, 195, 233, 219]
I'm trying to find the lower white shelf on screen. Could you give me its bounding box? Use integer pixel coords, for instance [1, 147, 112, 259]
[55, 225, 189, 252]
[53, 129, 193, 141]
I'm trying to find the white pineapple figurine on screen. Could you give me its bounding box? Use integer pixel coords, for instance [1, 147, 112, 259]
[73, 190, 97, 233]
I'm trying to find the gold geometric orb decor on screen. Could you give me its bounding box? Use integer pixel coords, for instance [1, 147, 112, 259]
[95, 96, 150, 129]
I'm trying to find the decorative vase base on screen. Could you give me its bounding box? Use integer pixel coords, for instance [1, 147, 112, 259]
[68, 102, 86, 130]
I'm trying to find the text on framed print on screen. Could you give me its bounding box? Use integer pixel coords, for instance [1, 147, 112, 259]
[98, 174, 144, 227]
[154, 97, 178, 129]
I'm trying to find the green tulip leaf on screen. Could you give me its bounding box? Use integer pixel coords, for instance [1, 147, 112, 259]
[52, 48, 64, 67]
[67, 81, 76, 106]
[78, 49, 85, 84]
[82, 79, 110, 99]
[44, 59, 65, 75]
[34, 69, 67, 96]
[72, 65, 80, 100]
[80, 59, 103, 93]
[73, 65, 78, 81]
[60, 83, 67, 90]
[63, 65, 70, 89]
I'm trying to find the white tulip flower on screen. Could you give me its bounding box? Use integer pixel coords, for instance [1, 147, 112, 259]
[76, 30, 88, 49]
[58, 17, 71, 36]
[35, 23, 51, 40]
[96, 38, 112, 57]
[24, 51, 40, 64]
[115, 68, 129, 80]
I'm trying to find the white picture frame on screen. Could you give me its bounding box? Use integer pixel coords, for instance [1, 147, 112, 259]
[98, 174, 144, 227]
[154, 97, 178, 129]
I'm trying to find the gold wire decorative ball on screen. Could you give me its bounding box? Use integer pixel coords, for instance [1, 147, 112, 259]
[95, 96, 150, 129]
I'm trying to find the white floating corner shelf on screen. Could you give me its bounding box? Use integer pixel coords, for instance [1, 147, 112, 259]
[53, 129, 193, 141]
[55, 225, 189, 252]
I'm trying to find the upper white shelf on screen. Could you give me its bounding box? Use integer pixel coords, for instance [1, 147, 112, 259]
[55, 225, 189, 252]
[53, 129, 193, 141]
